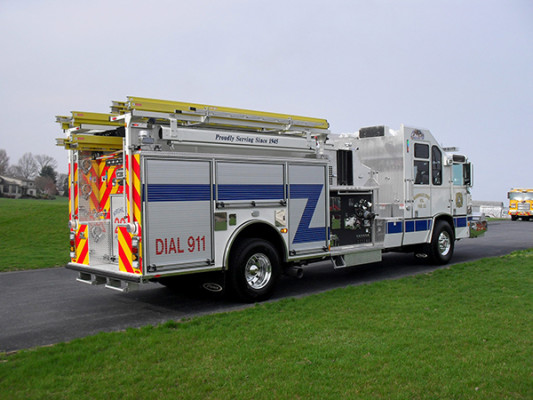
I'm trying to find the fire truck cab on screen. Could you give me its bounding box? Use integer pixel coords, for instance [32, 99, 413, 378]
[508, 188, 533, 221]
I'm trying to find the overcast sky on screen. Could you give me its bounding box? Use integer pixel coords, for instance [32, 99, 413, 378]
[0, 0, 531, 204]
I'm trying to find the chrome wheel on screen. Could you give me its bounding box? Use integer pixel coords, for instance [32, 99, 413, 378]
[229, 239, 280, 302]
[438, 230, 452, 256]
[245, 253, 272, 290]
[425, 221, 454, 265]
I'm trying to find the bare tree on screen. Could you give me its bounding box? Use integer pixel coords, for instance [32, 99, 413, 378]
[14, 152, 38, 180]
[35, 175, 57, 196]
[0, 149, 8, 175]
[35, 154, 58, 171]
[57, 173, 68, 195]
[7, 165, 20, 178]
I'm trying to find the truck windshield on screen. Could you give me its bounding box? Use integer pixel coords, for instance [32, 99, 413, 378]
[509, 192, 533, 201]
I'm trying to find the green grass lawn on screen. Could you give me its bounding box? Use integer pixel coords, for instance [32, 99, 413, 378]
[0, 197, 69, 271]
[1, 250, 531, 399]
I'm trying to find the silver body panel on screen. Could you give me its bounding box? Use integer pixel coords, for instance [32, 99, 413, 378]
[138, 149, 331, 276]
[143, 158, 213, 271]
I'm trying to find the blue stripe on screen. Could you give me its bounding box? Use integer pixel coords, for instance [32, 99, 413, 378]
[455, 217, 467, 227]
[386, 218, 470, 235]
[387, 221, 403, 234]
[147, 184, 211, 202]
[147, 184, 285, 202]
[387, 219, 432, 234]
[218, 184, 284, 201]
[290, 184, 326, 244]
[415, 220, 429, 231]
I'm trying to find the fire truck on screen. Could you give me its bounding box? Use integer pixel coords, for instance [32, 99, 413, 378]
[56, 96, 482, 302]
[508, 188, 533, 221]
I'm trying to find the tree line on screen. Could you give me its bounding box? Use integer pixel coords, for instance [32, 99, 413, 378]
[0, 149, 67, 197]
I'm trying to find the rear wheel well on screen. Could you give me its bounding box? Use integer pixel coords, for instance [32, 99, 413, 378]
[226, 223, 285, 302]
[228, 222, 286, 265]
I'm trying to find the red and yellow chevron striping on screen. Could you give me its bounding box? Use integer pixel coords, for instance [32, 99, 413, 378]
[126, 154, 142, 224]
[97, 162, 123, 217]
[132, 154, 142, 225]
[118, 227, 141, 274]
[75, 224, 89, 265]
[78, 156, 124, 218]
[125, 153, 143, 271]
[118, 226, 133, 273]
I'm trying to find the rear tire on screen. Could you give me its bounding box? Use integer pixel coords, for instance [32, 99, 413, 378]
[426, 221, 454, 265]
[228, 238, 280, 303]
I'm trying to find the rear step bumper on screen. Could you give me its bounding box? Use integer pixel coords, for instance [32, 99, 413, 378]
[66, 263, 143, 293]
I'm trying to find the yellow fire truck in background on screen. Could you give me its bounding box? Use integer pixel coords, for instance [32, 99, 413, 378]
[508, 188, 533, 221]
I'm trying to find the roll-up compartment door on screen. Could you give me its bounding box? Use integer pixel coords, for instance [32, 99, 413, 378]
[288, 164, 328, 253]
[144, 158, 213, 271]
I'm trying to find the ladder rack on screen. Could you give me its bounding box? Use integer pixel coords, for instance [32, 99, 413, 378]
[56, 96, 330, 137]
[124, 96, 329, 132]
[56, 112, 122, 131]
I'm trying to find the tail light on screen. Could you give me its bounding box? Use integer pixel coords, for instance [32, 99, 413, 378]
[132, 237, 140, 269]
[70, 232, 76, 259]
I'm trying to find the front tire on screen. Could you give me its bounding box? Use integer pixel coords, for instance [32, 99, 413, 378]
[228, 238, 280, 302]
[426, 221, 454, 265]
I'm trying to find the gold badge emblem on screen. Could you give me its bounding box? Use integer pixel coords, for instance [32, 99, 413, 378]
[455, 193, 464, 208]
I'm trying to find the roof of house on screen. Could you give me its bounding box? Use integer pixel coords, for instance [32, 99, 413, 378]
[0, 175, 33, 186]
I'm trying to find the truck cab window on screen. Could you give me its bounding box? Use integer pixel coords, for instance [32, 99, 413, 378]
[463, 163, 472, 186]
[414, 143, 429, 158]
[432, 146, 442, 185]
[414, 160, 429, 184]
[414, 143, 429, 185]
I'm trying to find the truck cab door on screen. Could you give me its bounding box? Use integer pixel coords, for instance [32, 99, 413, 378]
[451, 163, 469, 237]
[429, 145, 451, 216]
[452, 163, 469, 214]
[411, 142, 431, 220]
[402, 139, 432, 246]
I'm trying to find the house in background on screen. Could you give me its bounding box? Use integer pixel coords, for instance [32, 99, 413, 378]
[0, 175, 37, 198]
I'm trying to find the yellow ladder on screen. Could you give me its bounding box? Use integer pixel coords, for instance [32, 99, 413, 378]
[124, 96, 329, 133]
[57, 96, 330, 135]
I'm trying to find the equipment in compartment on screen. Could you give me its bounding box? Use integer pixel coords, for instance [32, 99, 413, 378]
[330, 192, 375, 246]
